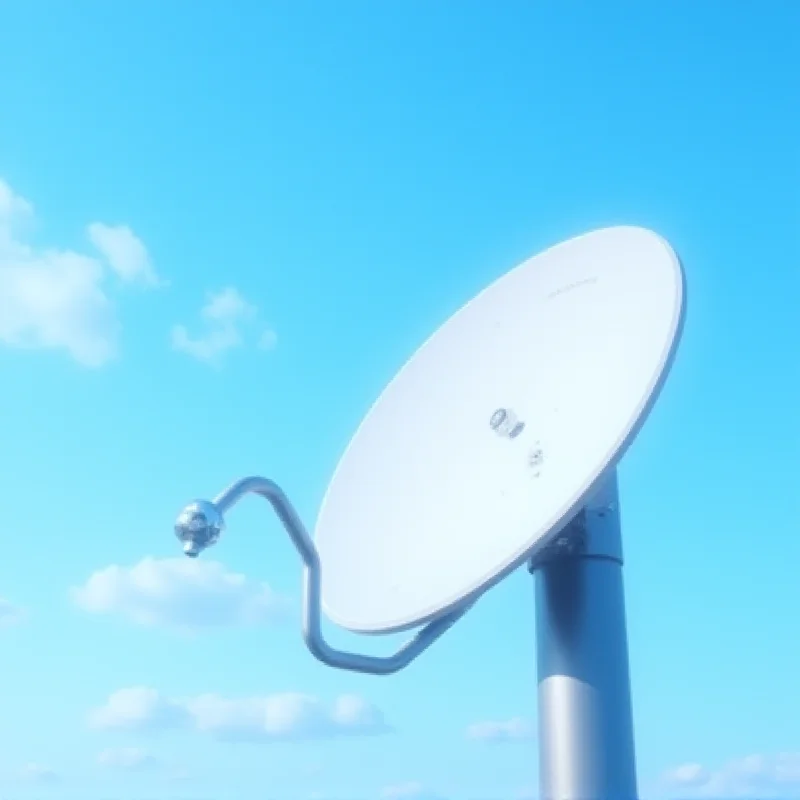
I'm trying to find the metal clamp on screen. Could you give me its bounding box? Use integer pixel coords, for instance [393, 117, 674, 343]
[174, 476, 467, 675]
[528, 511, 588, 572]
[528, 473, 625, 573]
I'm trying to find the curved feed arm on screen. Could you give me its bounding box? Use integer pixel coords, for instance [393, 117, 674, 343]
[173, 476, 468, 675]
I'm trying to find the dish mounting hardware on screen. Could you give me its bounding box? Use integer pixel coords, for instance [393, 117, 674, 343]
[174, 475, 469, 676]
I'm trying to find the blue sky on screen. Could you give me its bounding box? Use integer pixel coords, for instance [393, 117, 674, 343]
[0, 2, 798, 799]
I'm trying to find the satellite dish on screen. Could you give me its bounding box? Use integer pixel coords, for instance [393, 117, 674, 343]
[316, 225, 684, 633]
[173, 225, 685, 800]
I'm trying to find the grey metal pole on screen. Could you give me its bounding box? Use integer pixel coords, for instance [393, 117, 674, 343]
[529, 471, 638, 800]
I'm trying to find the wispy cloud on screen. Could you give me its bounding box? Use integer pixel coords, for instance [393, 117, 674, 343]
[97, 746, 161, 771]
[465, 717, 534, 742]
[89, 687, 390, 741]
[661, 752, 800, 798]
[88, 687, 189, 733]
[71, 556, 289, 633]
[87, 223, 162, 287]
[0, 178, 162, 367]
[171, 286, 276, 365]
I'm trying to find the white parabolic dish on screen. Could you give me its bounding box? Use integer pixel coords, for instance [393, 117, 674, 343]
[315, 226, 685, 635]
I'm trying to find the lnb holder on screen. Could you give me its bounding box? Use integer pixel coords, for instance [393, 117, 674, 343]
[174, 476, 468, 676]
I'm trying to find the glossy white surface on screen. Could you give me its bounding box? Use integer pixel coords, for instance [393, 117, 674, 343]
[315, 226, 684, 633]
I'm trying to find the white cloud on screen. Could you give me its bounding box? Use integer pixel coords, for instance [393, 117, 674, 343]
[381, 782, 446, 800]
[662, 752, 800, 798]
[88, 686, 190, 732]
[0, 596, 26, 628]
[332, 694, 387, 729]
[20, 763, 59, 784]
[662, 762, 710, 789]
[465, 717, 534, 742]
[87, 223, 160, 287]
[188, 691, 389, 740]
[97, 746, 160, 771]
[0, 178, 161, 367]
[0, 179, 32, 224]
[70, 556, 288, 632]
[171, 286, 276, 365]
[89, 687, 389, 741]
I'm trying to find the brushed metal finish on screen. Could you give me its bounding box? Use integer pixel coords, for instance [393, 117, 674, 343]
[532, 472, 638, 800]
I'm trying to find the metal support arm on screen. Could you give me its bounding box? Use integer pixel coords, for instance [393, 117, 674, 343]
[174, 476, 467, 675]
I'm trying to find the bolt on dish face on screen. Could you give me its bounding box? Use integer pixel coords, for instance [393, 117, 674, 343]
[489, 407, 544, 477]
[174, 500, 225, 557]
[527, 444, 544, 477]
[489, 407, 525, 439]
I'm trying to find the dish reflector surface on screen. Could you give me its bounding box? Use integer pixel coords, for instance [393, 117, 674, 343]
[315, 226, 684, 634]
